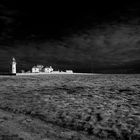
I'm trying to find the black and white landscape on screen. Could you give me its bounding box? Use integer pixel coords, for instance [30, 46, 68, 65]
[0, 1, 140, 140]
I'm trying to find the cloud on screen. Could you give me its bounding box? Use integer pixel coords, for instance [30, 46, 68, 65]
[0, 21, 140, 73]
[61, 24, 140, 69]
[0, 3, 18, 41]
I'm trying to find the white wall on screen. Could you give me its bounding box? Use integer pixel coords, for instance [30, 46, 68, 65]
[32, 68, 39, 73]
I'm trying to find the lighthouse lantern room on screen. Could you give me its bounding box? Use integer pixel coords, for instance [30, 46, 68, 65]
[12, 57, 16, 74]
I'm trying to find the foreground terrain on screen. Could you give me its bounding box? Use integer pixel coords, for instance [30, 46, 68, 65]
[0, 74, 140, 140]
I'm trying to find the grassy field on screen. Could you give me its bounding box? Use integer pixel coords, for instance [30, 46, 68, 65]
[0, 74, 140, 140]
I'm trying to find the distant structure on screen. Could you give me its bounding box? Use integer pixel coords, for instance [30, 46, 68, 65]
[10, 57, 74, 75]
[32, 65, 54, 73]
[66, 70, 73, 73]
[32, 65, 44, 73]
[12, 57, 16, 74]
[44, 66, 53, 73]
[32, 66, 39, 73]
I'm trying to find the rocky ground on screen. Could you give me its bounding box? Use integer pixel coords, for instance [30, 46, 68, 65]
[0, 74, 140, 140]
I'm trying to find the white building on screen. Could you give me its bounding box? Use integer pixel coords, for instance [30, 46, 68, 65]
[36, 65, 44, 72]
[44, 66, 53, 73]
[32, 66, 40, 73]
[12, 57, 16, 74]
[32, 65, 44, 73]
[66, 70, 73, 73]
[32, 65, 54, 73]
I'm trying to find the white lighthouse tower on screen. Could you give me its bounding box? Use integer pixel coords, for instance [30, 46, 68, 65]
[12, 57, 16, 74]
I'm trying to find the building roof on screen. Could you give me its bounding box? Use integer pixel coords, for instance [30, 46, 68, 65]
[32, 65, 53, 69]
[36, 65, 44, 68]
[44, 66, 53, 68]
[32, 65, 44, 68]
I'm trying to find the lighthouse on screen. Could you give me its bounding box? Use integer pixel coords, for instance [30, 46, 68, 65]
[12, 57, 16, 74]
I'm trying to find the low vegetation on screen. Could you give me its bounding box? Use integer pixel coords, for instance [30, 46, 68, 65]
[0, 74, 140, 140]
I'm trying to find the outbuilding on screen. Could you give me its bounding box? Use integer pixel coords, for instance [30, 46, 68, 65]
[32, 66, 40, 73]
[66, 70, 73, 73]
[44, 66, 53, 73]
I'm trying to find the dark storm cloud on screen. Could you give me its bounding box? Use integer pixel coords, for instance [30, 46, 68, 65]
[0, 1, 140, 73]
[63, 24, 140, 69]
[0, 2, 18, 42]
[1, 23, 139, 73]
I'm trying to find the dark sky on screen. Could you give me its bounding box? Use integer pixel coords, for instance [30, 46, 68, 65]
[0, 1, 140, 73]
